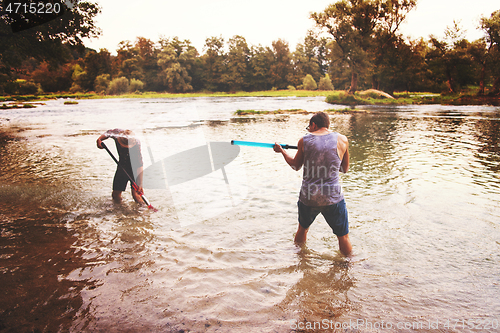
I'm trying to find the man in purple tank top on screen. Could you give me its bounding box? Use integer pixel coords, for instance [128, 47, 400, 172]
[274, 112, 352, 256]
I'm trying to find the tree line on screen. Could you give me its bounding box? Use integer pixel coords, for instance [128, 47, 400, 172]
[1, 0, 500, 96]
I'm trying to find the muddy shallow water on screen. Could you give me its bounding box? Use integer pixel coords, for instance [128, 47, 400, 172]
[1, 97, 499, 332]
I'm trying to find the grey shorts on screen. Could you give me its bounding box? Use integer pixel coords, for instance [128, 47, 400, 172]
[297, 199, 349, 237]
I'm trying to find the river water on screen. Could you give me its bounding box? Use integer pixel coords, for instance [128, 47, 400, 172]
[1, 97, 499, 332]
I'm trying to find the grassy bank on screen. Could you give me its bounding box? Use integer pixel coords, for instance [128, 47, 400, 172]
[0, 93, 95, 103]
[115, 90, 334, 99]
[325, 91, 500, 106]
[234, 107, 361, 116]
[0, 90, 332, 103]
[1, 103, 37, 109]
[1, 90, 499, 107]
[325, 91, 441, 106]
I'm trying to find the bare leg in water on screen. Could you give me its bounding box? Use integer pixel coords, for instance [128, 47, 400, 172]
[294, 224, 352, 256]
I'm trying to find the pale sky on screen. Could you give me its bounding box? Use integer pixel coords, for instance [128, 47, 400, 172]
[83, 0, 499, 54]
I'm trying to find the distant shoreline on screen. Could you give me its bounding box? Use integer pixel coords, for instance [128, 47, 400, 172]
[1, 90, 499, 108]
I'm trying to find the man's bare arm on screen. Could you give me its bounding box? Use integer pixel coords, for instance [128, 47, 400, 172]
[274, 138, 304, 171]
[338, 135, 349, 173]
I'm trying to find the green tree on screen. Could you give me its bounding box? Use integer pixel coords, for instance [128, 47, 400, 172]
[129, 78, 144, 92]
[31, 61, 73, 92]
[371, 35, 429, 93]
[303, 74, 318, 90]
[427, 22, 476, 93]
[467, 40, 488, 95]
[303, 31, 325, 80]
[224, 35, 250, 91]
[0, 0, 101, 90]
[326, 39, 353, 91]
[157, 37, 196, 92]
[305, 31, 332, 77]
[94, 73, 110, 94]
[189, 56, 205, 92]
[3, 79, 40, 95]
[81, 49, 112, 91]
[370, 0, 418, 90]
[480, 10, 500, 95]
[318, 74, 334, 90]
[201, 36, 226, 91]
[396, 38, 429, 92]
[312, 0, 416, 94]
[115, 41, 143, 81]
[107, 77, 129, 95]
[270, 39, 293, 89]
[312, 0, 380, 93]
[248, 45, 274, 91]
[71, 63, 88, 92]
[135, 37, 161, 91]
[291, 33, 321, 88]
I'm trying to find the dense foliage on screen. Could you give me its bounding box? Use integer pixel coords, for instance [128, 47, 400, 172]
[1, 0, 101, 93]
[1, 1, 500, 96]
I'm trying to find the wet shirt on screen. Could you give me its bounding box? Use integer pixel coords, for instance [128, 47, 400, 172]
[299, 132, 344, 206]
[104, 129, 143, 173]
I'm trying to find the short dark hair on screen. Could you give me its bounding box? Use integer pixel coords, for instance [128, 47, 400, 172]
[310, 112, 330, 129]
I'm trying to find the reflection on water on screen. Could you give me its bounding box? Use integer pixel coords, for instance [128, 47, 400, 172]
[278, 248, 355, 321]
[0, 184, 94, 332]
[1, 98, 500, 332]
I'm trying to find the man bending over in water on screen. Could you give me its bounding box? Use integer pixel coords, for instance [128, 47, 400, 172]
[274, 112, 352, 256]
[96, 129, 145, 204]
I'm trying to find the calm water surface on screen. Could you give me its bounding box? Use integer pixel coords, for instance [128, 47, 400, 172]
[1, 97, 499, 332]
